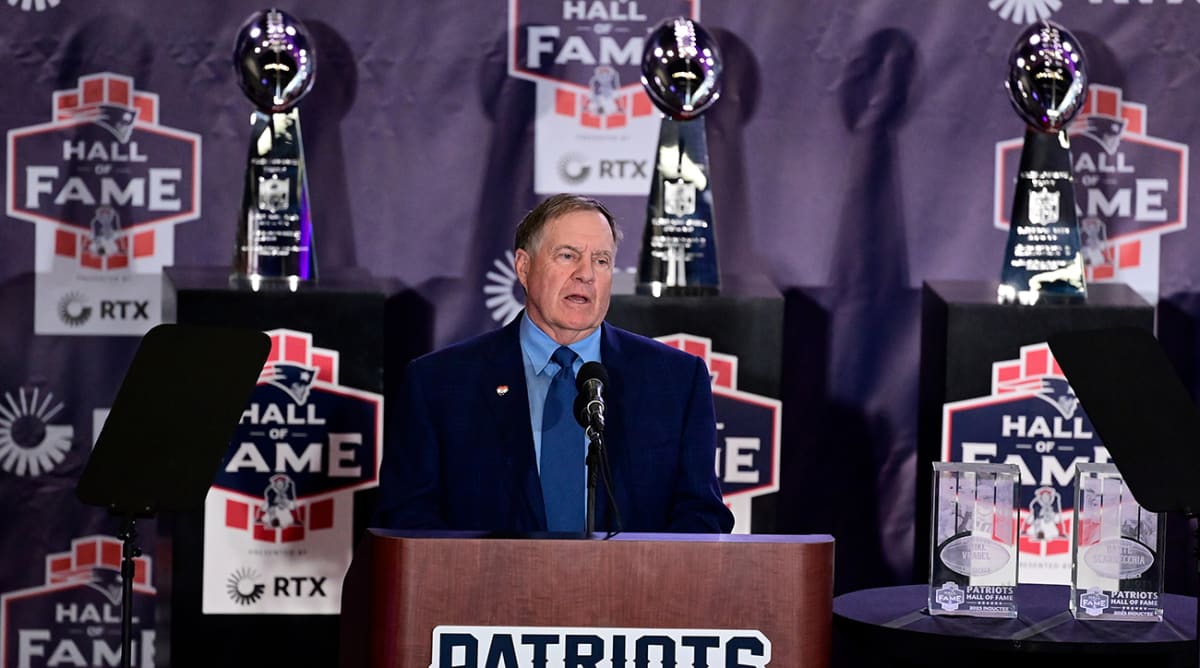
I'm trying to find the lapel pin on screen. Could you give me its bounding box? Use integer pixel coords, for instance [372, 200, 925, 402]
[496, 385, 509, 397]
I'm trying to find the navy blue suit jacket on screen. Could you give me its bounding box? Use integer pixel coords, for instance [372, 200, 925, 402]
[374, 316, 734, 533]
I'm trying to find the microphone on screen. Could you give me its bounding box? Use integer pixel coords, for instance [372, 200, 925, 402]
[573, 361, 623, 536]
[574, 361, 608, 432]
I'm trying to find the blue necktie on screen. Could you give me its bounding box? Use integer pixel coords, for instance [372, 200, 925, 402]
[541, 346, 583, 532]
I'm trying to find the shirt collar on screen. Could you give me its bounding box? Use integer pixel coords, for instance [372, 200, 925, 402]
[520, 312, 602, 375]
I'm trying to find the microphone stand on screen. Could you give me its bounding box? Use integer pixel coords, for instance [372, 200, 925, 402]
[584, 424, 603, 536]
[575, 365, 610, 537]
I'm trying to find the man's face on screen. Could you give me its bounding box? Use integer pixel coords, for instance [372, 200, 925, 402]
[515, 209, 615, 345]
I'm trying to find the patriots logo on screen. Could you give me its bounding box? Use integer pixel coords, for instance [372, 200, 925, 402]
[63, 102, 138, 143]
[84, 566, 125, 606]
[94, 104, 138, 143]
[60, 101, 137, 143]
[1080, 115, 1127, 156]
[1032, 377, 1080, 420]
[258, 362, 318, 404]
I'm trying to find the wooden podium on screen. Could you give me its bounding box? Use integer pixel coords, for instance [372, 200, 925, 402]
[340, 531, 834, 666]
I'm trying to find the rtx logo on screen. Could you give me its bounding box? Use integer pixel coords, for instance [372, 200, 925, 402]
[100, 299, 149, 320]
[56, 294, 154, 325]
[557, 154, 590, 184]
[56, 292, 91, 327]
[226, 568, 265, 606]
[599, 159, 646, 179]
[273, 576, 327, 598]
[224, 571, 327, 607]
[556, 155, 648, 184]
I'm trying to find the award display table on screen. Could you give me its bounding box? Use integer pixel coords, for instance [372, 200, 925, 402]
[834, 584, 1195, 667]
[340, 531, 834, 667]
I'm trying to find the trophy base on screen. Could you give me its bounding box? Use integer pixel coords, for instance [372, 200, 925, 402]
[636, 282, 719, 298]
[997, 283, 1086, 306]
[229, 273, 313, 293]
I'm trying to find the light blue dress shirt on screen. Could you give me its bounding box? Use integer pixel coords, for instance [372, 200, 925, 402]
[519, 313, 602, 474]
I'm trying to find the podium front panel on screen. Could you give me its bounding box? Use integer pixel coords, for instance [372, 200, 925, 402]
[341, 531, 834, 667]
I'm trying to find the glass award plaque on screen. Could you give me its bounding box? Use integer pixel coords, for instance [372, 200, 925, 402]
[998, 22, 1088, 305]
[929, 462, 1019, 618]
[636, 17, 722, 297]
[1070, 463, 1164, 621]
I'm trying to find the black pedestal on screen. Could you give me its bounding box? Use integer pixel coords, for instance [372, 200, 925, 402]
[1154, 293, 1200, 596]
[914, 280, 1154, 581]
[1159, 294, 1200, 402]
[159, 267, 430, 667]
[607, 281, 784, 533]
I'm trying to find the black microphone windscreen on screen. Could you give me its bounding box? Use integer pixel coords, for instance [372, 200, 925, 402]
[575, 361, 608, 390]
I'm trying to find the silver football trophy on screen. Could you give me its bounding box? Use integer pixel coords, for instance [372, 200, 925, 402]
[1070, 463, 1164, 621]
[998, 22, 1088, 305]
[929, 463, 1019, 618]
[637, 18, 722, 297]
[231, 8, 317, 290]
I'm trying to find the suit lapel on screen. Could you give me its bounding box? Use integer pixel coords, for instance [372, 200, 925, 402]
[481, 315, 546, 530]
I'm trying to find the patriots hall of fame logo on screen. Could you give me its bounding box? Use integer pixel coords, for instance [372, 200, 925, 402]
[995, 84, 1188, 302]
[0, 535, 156, 668]
[509, 0, 696, 195]
[5, 72, 201, 336]
[202, 329, 381, 615]
[942, 343, 1111, 585]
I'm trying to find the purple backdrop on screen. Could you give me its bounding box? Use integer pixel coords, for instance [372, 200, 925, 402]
[3, 1, 1200, 662]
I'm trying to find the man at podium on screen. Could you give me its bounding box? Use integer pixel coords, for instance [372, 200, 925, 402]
[375, 194, 733, 534]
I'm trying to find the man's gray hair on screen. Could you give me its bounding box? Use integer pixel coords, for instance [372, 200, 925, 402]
[514, 193, 620, 252]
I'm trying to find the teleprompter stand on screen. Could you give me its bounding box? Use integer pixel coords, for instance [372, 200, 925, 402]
[1048, 327, 1200, 663]
[75, 324, 270, 668]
